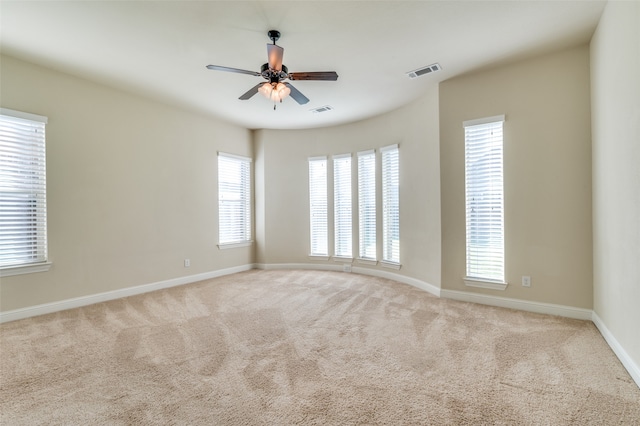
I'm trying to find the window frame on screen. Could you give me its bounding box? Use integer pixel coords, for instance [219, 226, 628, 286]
[381, 144, 400, 266]
[463, 115, 507, 290]
[308, 156, 329, 258]
[0, 108, 51, 277]
[357, 149, 377, 262]
[217, 152, 252, 248]
[332, 153, 353, 260]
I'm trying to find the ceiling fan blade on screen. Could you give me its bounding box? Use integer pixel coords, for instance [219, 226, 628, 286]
[239, 83, 264, 100]
[267, 44, 284, 71]
[288, 71, 339, 81]
[284, 83, 309, 105]
[206, 65, 261, 77]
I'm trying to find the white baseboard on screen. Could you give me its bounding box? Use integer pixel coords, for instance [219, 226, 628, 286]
[0, 264, 255, 324]
[254, 262, 440, 297]
[591, 312, 640, 389]
[440, 289, 593, 320]
[256, 262, 342, 272]
[351, 265, 440, 297]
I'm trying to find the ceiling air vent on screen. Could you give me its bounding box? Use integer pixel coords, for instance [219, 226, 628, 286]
[406, 63, 441, 79]
[310, 105, 334, 114]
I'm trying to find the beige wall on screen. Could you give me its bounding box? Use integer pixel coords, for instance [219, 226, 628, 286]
[0, 56, 253, 311]
[254, 86, 441, 288]
[591, 1, 640, 370]
[440, 46, 593, 308]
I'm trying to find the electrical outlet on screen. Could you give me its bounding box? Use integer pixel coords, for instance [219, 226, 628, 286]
[184, 259, 191, 268]
[522, 276, 531, 287]
[343, 264, 352, 273]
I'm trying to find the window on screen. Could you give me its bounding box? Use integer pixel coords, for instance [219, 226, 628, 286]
[464, 115, 505, 284]
[309, 157, 328, 256]
[357, 150, 376, 260]
[218, 152, 251, 246]
[0, 109, 49, 272]
[381, 144, 400, 264]
[333, 154, 352, 258]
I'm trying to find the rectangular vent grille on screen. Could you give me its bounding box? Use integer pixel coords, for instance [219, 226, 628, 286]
[407, 63, 441, 79]
[310, 105, 334, 114]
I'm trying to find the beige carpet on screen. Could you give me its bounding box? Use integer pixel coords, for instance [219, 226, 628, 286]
[1, 269, 639, 425]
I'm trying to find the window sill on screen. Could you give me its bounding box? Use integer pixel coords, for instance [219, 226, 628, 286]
[380, 261, 401, 270]
[0, 261, 52, 278]
[356, 258, 378, 266]
[218, 241, 253, 250]
[463, 277, 508, 291]
[332, 256, 353, 263]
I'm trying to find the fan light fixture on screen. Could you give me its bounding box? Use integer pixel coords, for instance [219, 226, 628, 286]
[258, 82, 291, 103]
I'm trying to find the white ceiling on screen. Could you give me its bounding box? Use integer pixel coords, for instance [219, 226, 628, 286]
[1, 1, 606, 130]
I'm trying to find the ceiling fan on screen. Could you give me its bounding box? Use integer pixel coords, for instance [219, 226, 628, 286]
[206, 30, 338, 109]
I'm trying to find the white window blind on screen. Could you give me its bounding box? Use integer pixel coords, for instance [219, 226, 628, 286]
[218, 153, 251, 245]
[464, 115, 505, 282]
[357, 150, 376, 260]
[0, 109, 48, 268]
[381, 144, 400, 264]
[333, 154, 352, 258]
[309, 157, 328, 256]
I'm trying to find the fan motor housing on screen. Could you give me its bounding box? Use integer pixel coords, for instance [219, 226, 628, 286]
[261, 63, 288, 83]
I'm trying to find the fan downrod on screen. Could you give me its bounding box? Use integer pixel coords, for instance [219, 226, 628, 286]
[268, 30, 281, 44]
